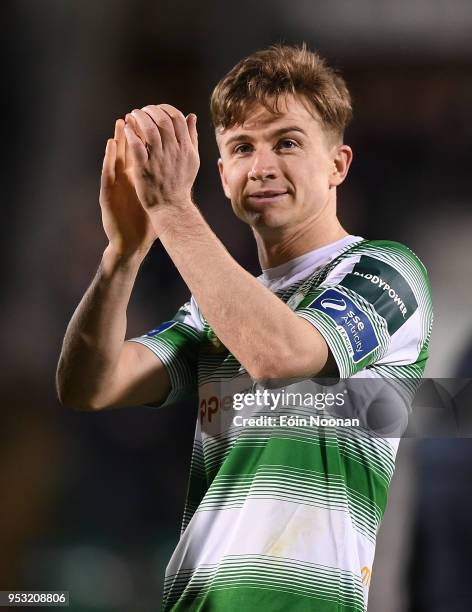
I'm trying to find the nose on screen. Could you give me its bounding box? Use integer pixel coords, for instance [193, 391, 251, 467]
[248, 150, 278, 182]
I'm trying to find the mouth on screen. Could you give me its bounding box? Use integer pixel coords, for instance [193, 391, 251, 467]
[246, 191, 288, 205]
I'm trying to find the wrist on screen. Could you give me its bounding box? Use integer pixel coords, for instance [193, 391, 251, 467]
[147, 199, 199, 236]
[102, 244, 148, 274]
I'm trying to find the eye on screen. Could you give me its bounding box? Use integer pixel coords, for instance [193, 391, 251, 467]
[233, 143, 253, 155]
[277, 139, 298, 150]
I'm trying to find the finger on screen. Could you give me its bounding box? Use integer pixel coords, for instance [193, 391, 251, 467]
[124, 122, 148, 167]
[125, 113, 146, 146]
[114, 119, 126, 174]
[140, 105, 176, 149]
[131, 108, 162, 153]
[124, 114, 139, 170]
[154, 104, 189, 146]
[158, 105, 189, 146]
[100, 139, 116, 194]
[186, 113, 199, 151]
[124, 126, 132, 172]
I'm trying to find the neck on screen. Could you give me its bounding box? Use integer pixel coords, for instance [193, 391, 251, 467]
[254, 212, 348, 270]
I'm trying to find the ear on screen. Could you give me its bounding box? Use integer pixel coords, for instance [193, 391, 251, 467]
[329, 144, 353, 188]
[218, 158, 232, 199]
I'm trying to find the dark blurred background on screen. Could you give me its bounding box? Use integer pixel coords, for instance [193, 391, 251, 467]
[1, 1, 471, 610]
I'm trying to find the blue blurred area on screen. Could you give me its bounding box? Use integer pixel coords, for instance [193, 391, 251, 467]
[1, 1, 471, 610]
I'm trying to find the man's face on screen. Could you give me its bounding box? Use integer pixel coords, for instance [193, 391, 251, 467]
[217, 95, 350, 235]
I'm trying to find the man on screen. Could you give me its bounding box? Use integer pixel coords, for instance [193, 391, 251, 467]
[57, 45, 433, 611]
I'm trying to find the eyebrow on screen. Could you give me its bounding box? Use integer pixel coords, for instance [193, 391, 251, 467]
[224, 126, 308, 148]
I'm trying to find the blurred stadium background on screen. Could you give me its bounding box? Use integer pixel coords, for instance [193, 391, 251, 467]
[1, 1, 471, 610]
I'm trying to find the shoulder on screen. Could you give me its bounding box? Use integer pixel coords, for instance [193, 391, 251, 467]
[294, 238, 433, 376]
[319, 237, 433, 339]
[326, 238, 432, 296]
[340, 239, 429, 277]
[334, 239, 433, 348]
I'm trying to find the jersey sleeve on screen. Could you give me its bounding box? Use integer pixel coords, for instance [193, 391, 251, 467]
[128, 297, 204, 406]
[294, 240, 433, 378]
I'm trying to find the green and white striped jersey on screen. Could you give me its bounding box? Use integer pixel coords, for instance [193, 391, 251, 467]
[130, 235, 433, 612]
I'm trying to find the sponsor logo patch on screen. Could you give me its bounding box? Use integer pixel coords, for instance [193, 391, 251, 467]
[340, 256, 418, 335]
[146, 321, 177, 337]
[309, 288, 380, 363]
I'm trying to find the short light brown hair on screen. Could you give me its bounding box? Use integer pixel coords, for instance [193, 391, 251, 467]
[210, 43, 353, 141]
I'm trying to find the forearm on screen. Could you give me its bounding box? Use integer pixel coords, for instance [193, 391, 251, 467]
[122, 103, 328, 379]
[153, 204, 327, 379]
[56, 245, 145, 407]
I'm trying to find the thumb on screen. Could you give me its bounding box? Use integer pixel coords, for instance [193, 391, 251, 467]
[186, 114, 199, 151]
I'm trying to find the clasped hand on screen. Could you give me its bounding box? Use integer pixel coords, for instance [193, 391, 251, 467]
[124, 103, 200, 213]
[99, 104, 199, 259]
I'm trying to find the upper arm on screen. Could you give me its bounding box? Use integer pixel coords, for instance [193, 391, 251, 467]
[123, 300, 203, 408]
[294, 241, 433, 378]
[295, 318, 338, 377]
[101, 340, 172, 409]
[93, 300, 204, 410]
